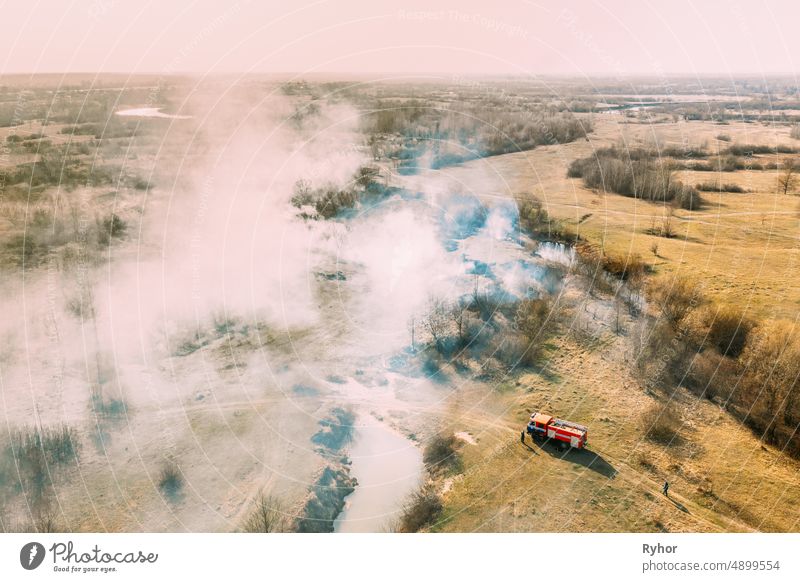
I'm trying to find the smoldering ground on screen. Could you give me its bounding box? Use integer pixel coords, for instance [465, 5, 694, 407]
[0, 82, 570, 532]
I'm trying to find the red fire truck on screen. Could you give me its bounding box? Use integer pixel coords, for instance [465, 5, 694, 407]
[522, 412, 588, 450]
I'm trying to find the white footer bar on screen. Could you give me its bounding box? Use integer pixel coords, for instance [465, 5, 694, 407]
[1, 533, 797, 581]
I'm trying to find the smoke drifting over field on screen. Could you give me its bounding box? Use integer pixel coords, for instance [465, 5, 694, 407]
[0, 85, 566, 413]
[132, 94, 366, 330]
[0, 82, 573, 533]
[0, 90, 367, 419]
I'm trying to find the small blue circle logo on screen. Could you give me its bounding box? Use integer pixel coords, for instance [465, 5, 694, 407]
[20, 542, 46, 570]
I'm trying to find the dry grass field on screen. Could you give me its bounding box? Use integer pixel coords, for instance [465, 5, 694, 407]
[485, 114, 800, 320]
[432, 294, 800, 533]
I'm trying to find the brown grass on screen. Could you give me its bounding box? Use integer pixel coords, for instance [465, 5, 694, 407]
[651, 275, 702, 326]
[640, 402, 683, 445]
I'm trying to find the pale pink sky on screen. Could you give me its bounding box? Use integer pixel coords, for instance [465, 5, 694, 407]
[1, 0, 799, 76]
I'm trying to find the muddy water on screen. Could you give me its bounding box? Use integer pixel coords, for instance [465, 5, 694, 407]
[333, 417, 422, 533]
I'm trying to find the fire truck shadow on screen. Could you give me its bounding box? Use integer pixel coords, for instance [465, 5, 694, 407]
[533, 439, 618, 479]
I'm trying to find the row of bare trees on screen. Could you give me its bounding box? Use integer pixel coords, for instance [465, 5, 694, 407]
[567, 147, 703, 210]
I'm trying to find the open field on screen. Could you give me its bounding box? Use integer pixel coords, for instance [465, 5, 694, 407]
[483, 114, 800, 320]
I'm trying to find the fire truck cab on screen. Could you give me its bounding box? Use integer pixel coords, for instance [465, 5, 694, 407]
[524, 412, 588, 450]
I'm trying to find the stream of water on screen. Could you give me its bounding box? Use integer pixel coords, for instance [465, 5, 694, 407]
[333, 417, 423, 532]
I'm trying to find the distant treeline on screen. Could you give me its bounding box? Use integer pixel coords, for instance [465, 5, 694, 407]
[363, 99, 592, 170]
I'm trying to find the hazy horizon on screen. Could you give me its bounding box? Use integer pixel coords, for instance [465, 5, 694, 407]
[1, 0, 799, 78]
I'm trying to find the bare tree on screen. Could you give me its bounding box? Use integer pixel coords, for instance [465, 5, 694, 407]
[661, 209, 674, 238]
[242, 494, 287, 533]
[778, 158, 798, 195]
[32, 502, 60, 533]
[513, 298, 554, 365]
[450, 298, 468, 346]
[422, 297, 450, 351]
[514, 298, 551, 342]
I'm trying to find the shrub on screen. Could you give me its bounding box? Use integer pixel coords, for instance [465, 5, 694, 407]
[739, 322, 800, 454]
[675, 184, 703, 210]
[2, 234, 42, 267]
[631, 318, 678, 388]
[297, 466, 356, 532]
[703, 304, 753, 357]
[91, 393, 128, 418]
[158, 460, 183, 497]
[696, 182, 746, 193]
[5, 424, 80, 465]
[659, 145, 709, 159]
[602, 251, 647, 280]
[645, 214, 675, 238]
[355, 165, 381, 188]
[291, 181, 358, 219]
[494, 335, 530, 369]
[517, 196, 577, 243]
[567, 157, 587, 178]
[97, 214, 127, 246]
[514, 297, 551, 337]
[652, 276, 702, 326]
[314, 187, 357, 218]
[513, 297, 554, 364]
[567, 147, 703, 209]
[367, 102, 591, 159]
[640, 402, 682, 445]
[725, 143, 799, 156]
[0, 425, 80, 503]
[576, 243, 646, 281]
[685, 350, 740, 402]
[396, 486, 443, 532]
[423, 434, 462, 473]
[719, 154, 742, 172]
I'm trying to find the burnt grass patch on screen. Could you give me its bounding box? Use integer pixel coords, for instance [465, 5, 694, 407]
[0, 425, 80, 504]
